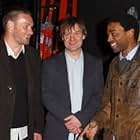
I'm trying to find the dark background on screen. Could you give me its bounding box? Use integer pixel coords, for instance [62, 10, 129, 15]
[78, 0, 140, 78]
[78, 0, 140, 55]
[0, 0, 140, 75]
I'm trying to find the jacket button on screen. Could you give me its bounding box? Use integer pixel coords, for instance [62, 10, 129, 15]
[8, 86, 12, 91]
[120, 82, 123, 85]
[116, 114, 119, 118]
[118, 98, 121, 102]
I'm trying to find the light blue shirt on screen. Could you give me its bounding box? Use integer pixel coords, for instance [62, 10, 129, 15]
[65, 49, 84, 140]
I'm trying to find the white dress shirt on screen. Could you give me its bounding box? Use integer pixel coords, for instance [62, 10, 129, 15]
[65, 49, 84, 140]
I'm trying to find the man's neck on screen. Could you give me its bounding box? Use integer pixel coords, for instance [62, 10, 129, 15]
[122, 41, 137, 57]
[4, 37, 22, 56]
[65, 49, 82, 60]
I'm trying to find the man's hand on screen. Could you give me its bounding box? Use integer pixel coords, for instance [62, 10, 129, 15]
[78, 121, 98, 140]
[64, 115, 82, 133]
[34, 133, 42, 140]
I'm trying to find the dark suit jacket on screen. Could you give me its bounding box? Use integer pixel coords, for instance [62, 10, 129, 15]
[42, 50, 104, 140]
[0, 40, 44, 140]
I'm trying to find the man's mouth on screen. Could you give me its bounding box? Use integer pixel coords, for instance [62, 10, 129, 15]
[110, 42, 117, 47]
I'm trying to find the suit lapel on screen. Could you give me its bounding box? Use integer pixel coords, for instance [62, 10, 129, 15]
[0, 40, 15, 87]
[0, 40, 16, 119]
[59, 51, 71, 109]
[0, 40, 11, 73]
[82, 53, 89, 107]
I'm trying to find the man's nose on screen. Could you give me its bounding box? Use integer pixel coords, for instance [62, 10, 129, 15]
[69, 34, 75, 40]
[107, 34, 113, 43]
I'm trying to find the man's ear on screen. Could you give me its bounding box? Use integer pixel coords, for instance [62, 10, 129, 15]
[128, 28, 135, 38]
[82, 35, 86, 40]
[7, 20, 14, 32]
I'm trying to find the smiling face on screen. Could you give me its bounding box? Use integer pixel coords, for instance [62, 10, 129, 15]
[8, 13, 33, 46]
[107, 22, 130, 54]
[13, 13, 33, 45]
[63, 23, 85, 55]
[107, 21, 136, 56]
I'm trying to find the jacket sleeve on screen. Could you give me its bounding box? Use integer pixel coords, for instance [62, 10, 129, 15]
[91, 61, 113, 131]
[33, 50, 45, 134]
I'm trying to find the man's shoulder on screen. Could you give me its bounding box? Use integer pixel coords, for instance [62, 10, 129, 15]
[25, 45, 39, 56]
[25, 45, 37, 52]
[42, 50, 65, 65]
[110, 55, 119, 64]
[84, 51, 103, 63]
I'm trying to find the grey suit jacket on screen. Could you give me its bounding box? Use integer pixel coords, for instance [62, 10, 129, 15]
[42, 50, 104, 140]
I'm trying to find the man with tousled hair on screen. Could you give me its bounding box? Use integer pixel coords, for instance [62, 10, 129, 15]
[42, 16, 104, 140]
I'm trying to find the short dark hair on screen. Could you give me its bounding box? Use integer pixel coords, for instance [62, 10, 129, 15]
[2, 8, 32, 31]
[60, 16, 87, 38]
[107, 14, 139, 41]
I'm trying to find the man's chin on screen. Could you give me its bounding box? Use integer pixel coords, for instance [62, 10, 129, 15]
[112, 49, 120, 53]
[111, 46, 120, 53]
[111, 46, 118, 52]
[24, 41, 30, 45]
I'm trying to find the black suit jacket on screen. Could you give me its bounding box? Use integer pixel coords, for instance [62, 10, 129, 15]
[0, 40, 44, 140]
[42, 50, 104, 140]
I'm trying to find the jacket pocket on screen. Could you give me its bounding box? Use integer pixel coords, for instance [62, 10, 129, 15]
[127, 121, 140, 140]
[127, 79, 140, 105]
[135, 129, 140, 140]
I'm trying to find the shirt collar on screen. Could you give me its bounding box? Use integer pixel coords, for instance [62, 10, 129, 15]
[5, 40, 25, 59]
[119, 42, 139, 61]
[65, 49, 83, 63]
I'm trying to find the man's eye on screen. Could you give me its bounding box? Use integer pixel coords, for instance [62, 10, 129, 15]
[111, 32, 118, 37]
[23, 25, 28, 29]
[32, 27, 35, 32]
[64, 33, 70, 36]
[75, 32, 82, 36]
